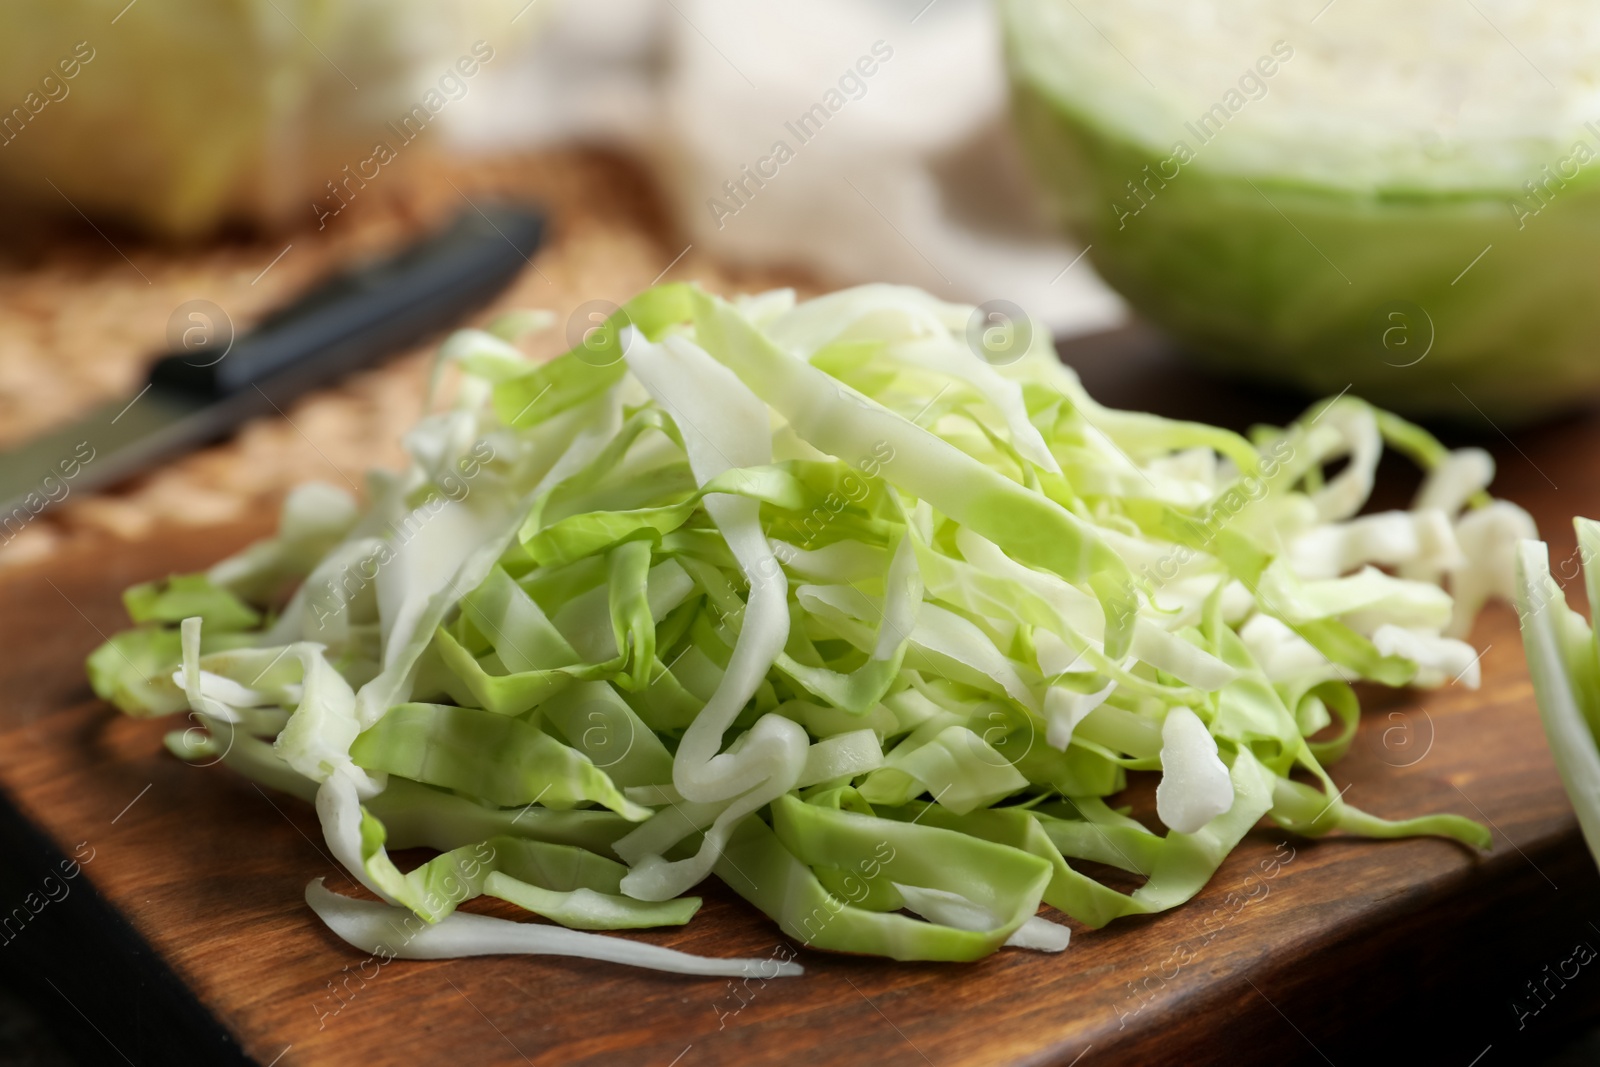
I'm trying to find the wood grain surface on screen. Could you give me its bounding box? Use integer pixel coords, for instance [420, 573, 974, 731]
[4, 332, 1600, 1067]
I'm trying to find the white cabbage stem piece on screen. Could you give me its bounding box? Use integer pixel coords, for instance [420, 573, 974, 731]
[1156, 707, 1233, 835]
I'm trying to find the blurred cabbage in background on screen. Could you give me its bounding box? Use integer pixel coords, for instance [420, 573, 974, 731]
[1001, 0, 1600, 421]
[0, 0, 1119, 340]
[0, 0, 545, 237]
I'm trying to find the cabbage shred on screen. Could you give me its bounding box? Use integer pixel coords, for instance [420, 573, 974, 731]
[88, 282, 1515, 974]
[1517, 521, 1600, 874]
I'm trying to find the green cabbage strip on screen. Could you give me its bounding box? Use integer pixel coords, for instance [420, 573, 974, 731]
[1516, 522, 1600, 867]
[86, 283, 1512, 974]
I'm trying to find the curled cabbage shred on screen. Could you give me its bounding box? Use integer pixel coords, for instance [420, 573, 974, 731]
[88, 281, 1511, 974]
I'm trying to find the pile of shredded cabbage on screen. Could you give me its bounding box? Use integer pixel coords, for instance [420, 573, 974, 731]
[87, 282, 1528, 977]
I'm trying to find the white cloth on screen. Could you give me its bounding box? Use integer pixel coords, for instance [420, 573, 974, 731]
[449, 0, 1125, 338]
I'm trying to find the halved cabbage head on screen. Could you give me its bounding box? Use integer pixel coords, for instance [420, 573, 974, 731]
[1003, 0, 1600, 421]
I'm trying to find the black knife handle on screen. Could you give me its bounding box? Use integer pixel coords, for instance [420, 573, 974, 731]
[148, 205, 544, 399]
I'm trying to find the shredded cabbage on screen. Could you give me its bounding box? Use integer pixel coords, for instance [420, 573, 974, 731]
[89, 281, 1510, 974]
[1516, 522, 1600, 870]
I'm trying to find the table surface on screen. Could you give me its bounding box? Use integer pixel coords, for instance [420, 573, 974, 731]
[4, 327, 1600, 1067]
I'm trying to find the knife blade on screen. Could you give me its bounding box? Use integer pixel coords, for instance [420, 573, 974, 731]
[0, 204, 544, 536]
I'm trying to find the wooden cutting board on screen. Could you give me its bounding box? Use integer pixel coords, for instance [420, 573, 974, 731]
[4, 328, 1600, 1067]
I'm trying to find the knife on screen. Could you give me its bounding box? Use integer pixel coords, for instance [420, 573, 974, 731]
[0, 204, 544, 533]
